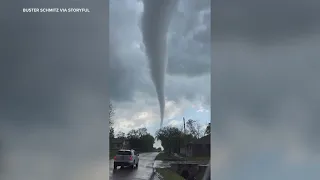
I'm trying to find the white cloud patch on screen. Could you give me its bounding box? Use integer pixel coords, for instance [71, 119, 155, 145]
[113, 97, 196, 134]
[167, 119, 183, 127]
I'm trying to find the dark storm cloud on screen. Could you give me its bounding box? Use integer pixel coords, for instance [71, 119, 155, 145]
[167, 0, 211, 76]
[108, 28, 155, 102]
[108, 0, 210, 103]
[109, 41, 136, 101]
[212, 0, 320, 44]
[109, 0, 146, 102]
[0, 1, 109, 179]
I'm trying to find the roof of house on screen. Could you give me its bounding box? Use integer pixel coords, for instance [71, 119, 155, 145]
[188, 135, 210, 145]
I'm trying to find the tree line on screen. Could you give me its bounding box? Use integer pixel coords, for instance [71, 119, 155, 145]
[116, 127, 155, 152]
[109, 103, 156, 152]
[155, 119, 210, 154]
[109, 102, 210, 153]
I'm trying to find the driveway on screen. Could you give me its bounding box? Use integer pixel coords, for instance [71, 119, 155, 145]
[109, 152, 159, 180]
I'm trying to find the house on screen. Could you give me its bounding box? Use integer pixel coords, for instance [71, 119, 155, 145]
[184, 135, 210, 157]
[110, 138, 130, 150]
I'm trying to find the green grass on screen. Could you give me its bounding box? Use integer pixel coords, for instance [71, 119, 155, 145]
[155, 152, 210, 162]
[156, 168, 184, 180]
[195, 170, 205, 180]
[185, 156, 210, 162]
[154, 152, 181, 161]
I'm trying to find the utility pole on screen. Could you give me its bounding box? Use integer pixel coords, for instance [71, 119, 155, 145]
[183, 117, 187, 162]
[183, 117, 186, 135]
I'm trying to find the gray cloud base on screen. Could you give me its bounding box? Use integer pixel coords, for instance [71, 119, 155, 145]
[109, 0, 210, 103]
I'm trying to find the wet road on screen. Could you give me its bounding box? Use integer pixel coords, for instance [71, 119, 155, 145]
[109, 152, 159, 180]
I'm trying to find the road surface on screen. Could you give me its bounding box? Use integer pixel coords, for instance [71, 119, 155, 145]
[109, 152, 159, 180]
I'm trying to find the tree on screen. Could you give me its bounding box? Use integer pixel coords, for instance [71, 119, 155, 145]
[205, 123, 210, 135]
[117, 131, 126, 139]
[110, 127, 115, 139]
[195, 122, 202, 138]
[155, 126, 183, 154]
[126, 128, 155, 152]
[140, 133, 155, 152]
[186, 119, 203, 139]
[137, 127, 148, 137]
[127, 129, 139, 138]
[109, 103, 115, 139]
[109, 103, 115, 126]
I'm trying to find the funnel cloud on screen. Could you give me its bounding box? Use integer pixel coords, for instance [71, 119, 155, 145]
[141, 0, 179, 127]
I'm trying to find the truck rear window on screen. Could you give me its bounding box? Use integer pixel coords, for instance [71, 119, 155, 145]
[117, 151, 132, 155]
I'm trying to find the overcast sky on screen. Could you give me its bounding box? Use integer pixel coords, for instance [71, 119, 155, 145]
[212, 0, 320, 179]
[2, 0, 319, 180]
[0, 0, 210, 179]
[109, 0, 211, 146]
